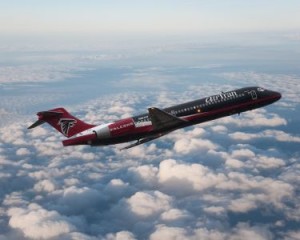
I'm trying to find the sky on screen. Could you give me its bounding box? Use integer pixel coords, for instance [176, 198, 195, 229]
[0, 1, 300, 240]
[1, 0, 300, 35]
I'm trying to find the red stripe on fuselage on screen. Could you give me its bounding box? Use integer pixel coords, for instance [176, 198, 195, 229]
[182, 94, 279, 123]
[80, 93, 279, 146]
[111, 94, 279, 140]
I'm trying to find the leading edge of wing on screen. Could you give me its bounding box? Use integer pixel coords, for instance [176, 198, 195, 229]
[148, 107, 187, 131]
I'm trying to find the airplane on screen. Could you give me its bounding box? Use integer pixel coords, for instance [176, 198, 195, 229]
[28, 86, 281, 150]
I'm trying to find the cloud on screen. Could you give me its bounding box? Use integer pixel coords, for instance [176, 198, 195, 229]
[158, 159, 226, 194]
[219, 109, 287, 127]
[34, 179, 57, 193]
[8, 203, 75, 239]
[230, 130, 300, 143]
[217, 71, 300, 106]
[16, 148, 31, 156]
[160, 208, 191, 222]
[0, 65, 79, 84]
[149, 225, 188, 240]
[126, 191, 172, 218]
[229, 223, 273, 240]
[174, 138, 217, 154]
[218, 172, 294, 212]
[284, 230, 300, 240]
[105, 231, 136, 240]
[149, 222, 273, 240]
[0, 83, 299, 239]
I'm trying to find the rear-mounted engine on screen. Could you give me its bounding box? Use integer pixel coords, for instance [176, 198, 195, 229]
[93, 124, 111, 139]
[92, 118, 135, 139]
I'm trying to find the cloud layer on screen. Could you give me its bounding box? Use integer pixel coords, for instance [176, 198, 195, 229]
[0, 80, 299, 239]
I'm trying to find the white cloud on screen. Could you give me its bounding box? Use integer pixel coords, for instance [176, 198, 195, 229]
[149, 223, 273, 240]
[0, 65, 79, 84]
[160, 208, 191, 222]
[158, 159, 226, 194]
[193, 228, 226, 240]
[105, 231, 136, 240]
[149, 225, 188, 240]
[229, 223, 273, 240]
[211, 125, 228, 133]
[34, 179, 57, 193]
[225, 158, 245, 168]
[104, 179, 130, 200]
[16, 148, 31, 156]
[126, 191, 172, 218]
[230, 130, 300, 143]
[59, 186, 104, 214]
[218, 71, 300, 106]
[174, 138, 217, 154]
[218, 172, 294, 211]
[129, 165, 158, 188]
[284, 230, 300, 240]
[228, 196, 259, 213]
[8, 203, 75, 239]
[252, 155, 285, 169]
[220, 110, 287, 127]
[0, 84, 299, 239]
[203, 206, 225, 216]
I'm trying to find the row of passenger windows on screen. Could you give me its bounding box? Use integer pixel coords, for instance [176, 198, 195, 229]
[135, 93, 246, 123]
[171, 93, 245, 114]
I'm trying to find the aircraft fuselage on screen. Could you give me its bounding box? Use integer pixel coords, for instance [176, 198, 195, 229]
[60, 86, 281, 149]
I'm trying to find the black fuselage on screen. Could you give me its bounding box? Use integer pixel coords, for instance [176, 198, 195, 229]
[31, 86, 281, 148]
[135, 86, 280, 125]
[96, 86, 281, 145]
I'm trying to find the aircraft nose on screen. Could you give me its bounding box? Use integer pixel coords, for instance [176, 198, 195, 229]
[274, 91, 282, 100]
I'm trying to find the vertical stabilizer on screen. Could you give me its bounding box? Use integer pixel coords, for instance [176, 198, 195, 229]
[28, 108, 95, 137]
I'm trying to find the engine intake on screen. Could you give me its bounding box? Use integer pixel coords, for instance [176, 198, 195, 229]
[93, 124, 111, 139]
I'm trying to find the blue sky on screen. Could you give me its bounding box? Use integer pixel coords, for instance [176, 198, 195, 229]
[1, 0, 299, 35]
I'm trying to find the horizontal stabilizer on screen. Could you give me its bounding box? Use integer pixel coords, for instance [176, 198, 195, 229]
[148, 107, 187, 130]
[27, 111, 62, 129]
[28, 119, 45, 129]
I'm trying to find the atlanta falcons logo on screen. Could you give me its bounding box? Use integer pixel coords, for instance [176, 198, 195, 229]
[58, 118, 77, 136]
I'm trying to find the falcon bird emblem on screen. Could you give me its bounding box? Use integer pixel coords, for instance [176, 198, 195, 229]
[58, 118, 77, 136]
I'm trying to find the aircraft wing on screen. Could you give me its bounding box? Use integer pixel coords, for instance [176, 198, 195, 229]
[121, 107, 187, 150]
[148, 107, 187, 130]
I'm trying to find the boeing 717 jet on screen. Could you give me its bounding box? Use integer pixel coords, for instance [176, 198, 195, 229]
[28, 86, 281, 149]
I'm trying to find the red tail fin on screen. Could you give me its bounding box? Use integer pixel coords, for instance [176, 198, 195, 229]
[28, 108, 95, 137]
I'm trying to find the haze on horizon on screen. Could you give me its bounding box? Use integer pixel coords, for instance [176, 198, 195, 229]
[1, 0, 299, 36]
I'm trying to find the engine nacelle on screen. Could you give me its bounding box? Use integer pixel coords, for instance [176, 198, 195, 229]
[92, 118, 135, 139]
[92, 124, 111, 139]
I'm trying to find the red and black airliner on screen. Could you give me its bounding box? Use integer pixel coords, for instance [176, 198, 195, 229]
[28, 86, 281, 149]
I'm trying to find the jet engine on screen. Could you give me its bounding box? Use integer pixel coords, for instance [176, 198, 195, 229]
[92, 124, 111, 139]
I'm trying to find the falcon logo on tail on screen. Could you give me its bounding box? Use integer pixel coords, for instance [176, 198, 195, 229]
[58, 118, 77, 136]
